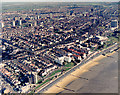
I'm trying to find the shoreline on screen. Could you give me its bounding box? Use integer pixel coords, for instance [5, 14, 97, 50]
[44, 51, 116, 93]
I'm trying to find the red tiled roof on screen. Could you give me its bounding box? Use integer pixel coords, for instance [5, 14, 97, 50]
[68, 48, 84, 55]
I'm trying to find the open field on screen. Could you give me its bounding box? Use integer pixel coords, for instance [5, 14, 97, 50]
[2, 2, 118, 12]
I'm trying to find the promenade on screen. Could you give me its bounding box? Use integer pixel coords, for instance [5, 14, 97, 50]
[44, 51, 118, 93]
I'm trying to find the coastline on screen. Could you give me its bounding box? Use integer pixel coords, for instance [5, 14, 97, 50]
[44, 51, 116, 93]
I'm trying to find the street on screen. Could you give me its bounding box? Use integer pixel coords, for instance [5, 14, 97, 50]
[36, 43, 118, 93]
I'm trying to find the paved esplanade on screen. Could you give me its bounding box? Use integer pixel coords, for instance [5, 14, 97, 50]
[61, 51, 118, 93]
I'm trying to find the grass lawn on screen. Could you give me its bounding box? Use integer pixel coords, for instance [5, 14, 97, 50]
[64, 68, 71, 71]
[109, 37, 119, 43]
[47, 63, 74, 78]
[104, 40, 113, 48]
[35, 79, 50, 89]
[37, 79, 42, 84]
[32, 62, 75, 92]
[30, 91, 34, 93]
[31, 63, 75, 93]
[49, 69, 62, 77]
[50, 76, 54, 80]
[64, 62, 74, 67]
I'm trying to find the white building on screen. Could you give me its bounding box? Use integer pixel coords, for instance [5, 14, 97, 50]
[73, 55, 82, 61]
[42, 71, 47, 76]
[111, 20, 118, 30]
[82, 53, 86, 59]
[78, 56, 82, 60]
[34, 21, 37, 26]
[20, 20, 22, 25]
[1, 22, 4, 28]
[64, 56, 72, 62]
[13, 21, 15, 27]
[55, 56, 64, 65]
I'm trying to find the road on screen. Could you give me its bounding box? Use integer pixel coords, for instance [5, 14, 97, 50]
[36, 43, 118, 93]
[61, 51, 118, 93]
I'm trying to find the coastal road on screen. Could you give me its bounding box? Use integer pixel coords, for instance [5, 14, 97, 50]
[61, 51, 118, 93]
[37, 44, 118, 93]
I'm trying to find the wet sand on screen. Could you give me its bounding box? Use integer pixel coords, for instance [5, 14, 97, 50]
[44, 51, 118, 93]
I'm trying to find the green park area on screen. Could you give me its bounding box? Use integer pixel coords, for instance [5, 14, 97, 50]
[103, 35, 119, 48]
[31, 78, 52, 93]
[64, 62, 75, 67]
[31, 62, 75, 92]
[109, 36, 119, 43]
[49, 69, 62, 77]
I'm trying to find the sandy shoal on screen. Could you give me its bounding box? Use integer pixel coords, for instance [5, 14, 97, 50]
[44, 85, 64, 93]
[44, 51, 116, 93]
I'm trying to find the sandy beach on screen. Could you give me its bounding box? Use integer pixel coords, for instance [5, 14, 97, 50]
[44, 51, 118, 93]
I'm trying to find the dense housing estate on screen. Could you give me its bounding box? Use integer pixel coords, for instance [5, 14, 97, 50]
[0, 2, 119, 93]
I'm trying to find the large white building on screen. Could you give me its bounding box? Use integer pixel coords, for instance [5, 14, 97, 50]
[13, 21, 15, 27]
[64, 56, 72, 62]
[55, 54, 72, 65]
[111, 20, 118, 30]
[1, 22, 4, 28]
[20, 20, 22, 25]
[55, 56, 64, 65]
